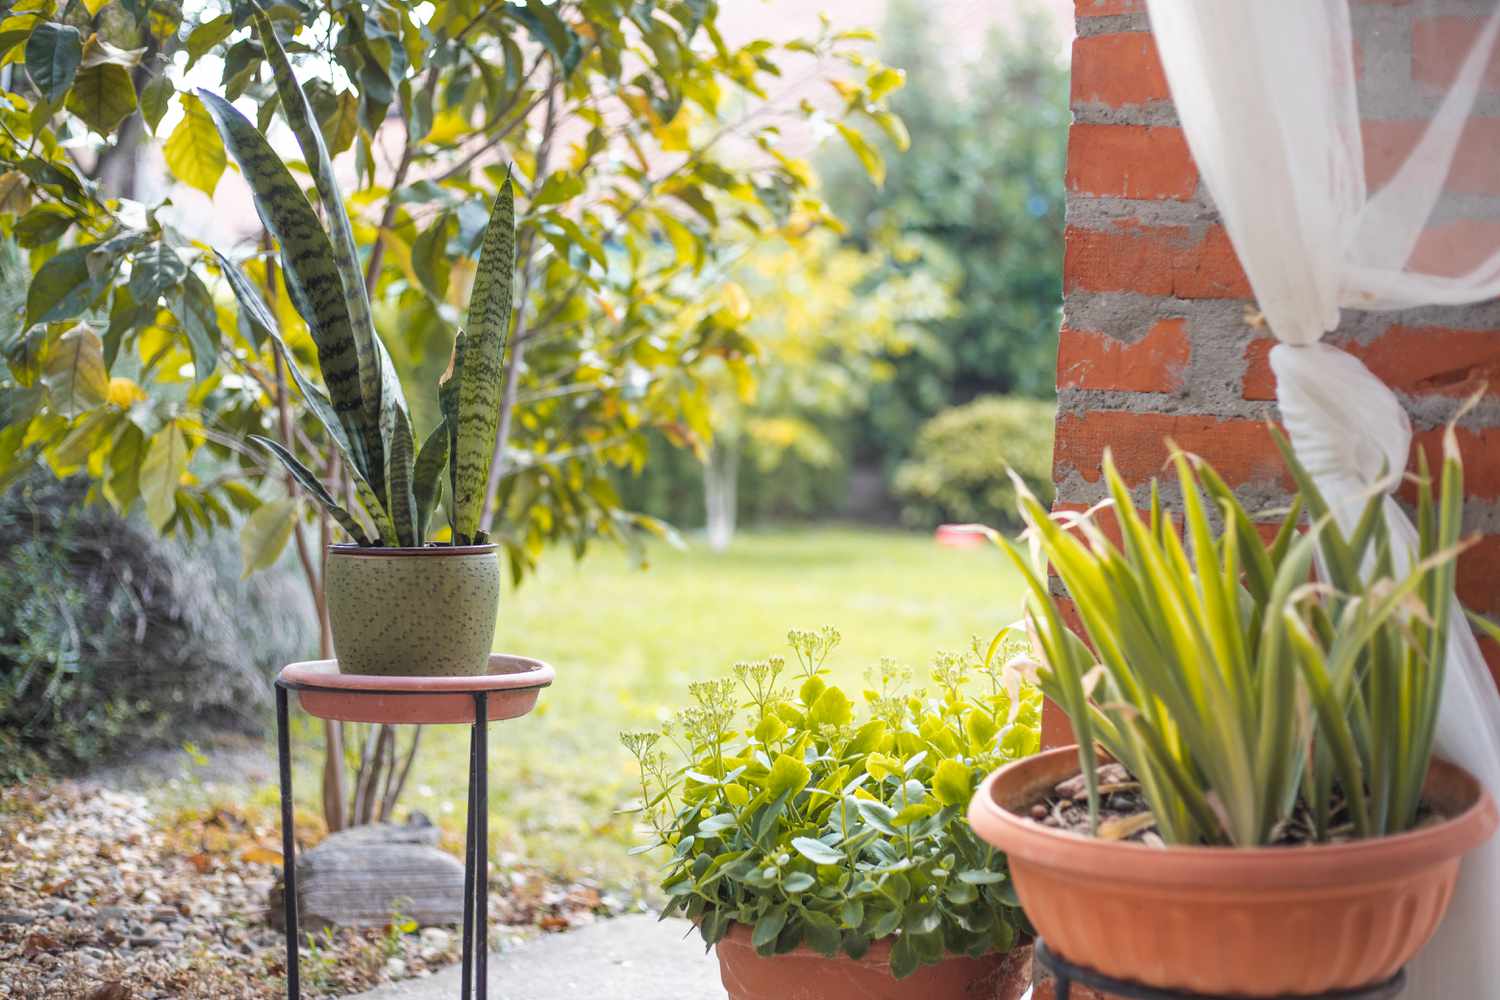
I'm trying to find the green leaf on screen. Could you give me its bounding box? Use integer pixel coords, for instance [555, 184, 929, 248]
[751, 908, 787, 951]
[931, 759, 972, 808]
[13, 204, 74, 248]
[438, 328, 465, 534]
[956, 869, 1006, 885]
[42, 323, 108, 417]
[128, 242, 187, 306]
[888, 929, 918, 979]
[140, 421, 189, 531]
[240, 497, 296, 576]
[66, 63, 137, 135]
[176, 271, 220, 379]
[139, 74, 174, 134]
[250, 435, 372, 545]
[26, 244, 111, 325]
[412, 419, 449, 543]
[790, 836, 843, 865]
[198, 89, 384, 504]
[453, 171, 516, 542]
[25, 23, 83, 105]
[164, 93, 227, 197]
[808, 685, 853, 728]
[781, 871, 815, 893]
[765, 754, 811, 800]
[186, 13, 234, 68]
[532, 172, 584, 207]
[251, 14, 393, 510]
[835, 122, 884, 187]
[215, 251, 394, 544]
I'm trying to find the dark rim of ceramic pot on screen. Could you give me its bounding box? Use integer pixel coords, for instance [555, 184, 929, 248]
[327, 543, 498, 557]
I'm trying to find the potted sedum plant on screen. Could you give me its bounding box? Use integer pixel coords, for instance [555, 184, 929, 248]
[967, 429, 1498, 996]
[203, 13, 517, 676]
[623, 627, 1041, 1000]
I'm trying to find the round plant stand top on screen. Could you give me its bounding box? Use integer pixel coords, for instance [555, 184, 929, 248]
[277, 653, 554, 725]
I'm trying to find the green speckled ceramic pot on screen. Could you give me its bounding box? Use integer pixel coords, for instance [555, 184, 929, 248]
[325, 544, 500, 676]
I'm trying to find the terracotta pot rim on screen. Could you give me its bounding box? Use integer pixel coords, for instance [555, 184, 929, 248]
[718, 921, 1015, 965]
[969, 745, 1498, 890]
[327, 543, 498, 557]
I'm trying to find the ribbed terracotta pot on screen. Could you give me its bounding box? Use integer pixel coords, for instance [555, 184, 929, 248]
[967, 745, 1497, 996]
[324, 544, 500, 676]
[714, 923, 1031, 1000]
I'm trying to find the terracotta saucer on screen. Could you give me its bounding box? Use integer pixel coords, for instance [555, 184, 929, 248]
[279, 654, 554, 724]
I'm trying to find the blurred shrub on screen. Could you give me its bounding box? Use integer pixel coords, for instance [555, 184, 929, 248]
[893, 397, 1055, 530]
[0, 473, 314, 781]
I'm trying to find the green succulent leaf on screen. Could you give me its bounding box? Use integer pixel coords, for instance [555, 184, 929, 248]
[250, 434, 371, 546]
[452, 171, 516, 543]
[413, 419, 450, 543]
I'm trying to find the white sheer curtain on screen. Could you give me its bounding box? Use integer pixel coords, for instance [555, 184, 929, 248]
[1144, 1, 1500, 994]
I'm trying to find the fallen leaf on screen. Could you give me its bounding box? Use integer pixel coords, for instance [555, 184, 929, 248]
[239, 845, 284, 866]
[1097, 811, 1158, 841]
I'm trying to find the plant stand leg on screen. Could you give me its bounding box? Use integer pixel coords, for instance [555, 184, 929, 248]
[461, 717, 478, 998]
[475, 691, 489, 1000]
[275, 683, 300, 1000]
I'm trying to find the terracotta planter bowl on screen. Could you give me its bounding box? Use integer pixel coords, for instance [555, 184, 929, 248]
[968, 746, 1497, 996]
[714, 923, 1031, 1000]
[324, 544, 500, 676]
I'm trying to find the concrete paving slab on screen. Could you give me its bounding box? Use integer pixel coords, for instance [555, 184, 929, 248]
[350, 915, 722, 1000]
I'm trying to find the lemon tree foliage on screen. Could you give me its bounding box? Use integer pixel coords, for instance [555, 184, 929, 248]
[0, 0, 903, 582]
[623, 627, 1040, 978]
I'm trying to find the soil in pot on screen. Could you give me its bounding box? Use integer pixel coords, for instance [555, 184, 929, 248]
[325, 544, 500, 676]
[968, 745, 1498, 996]
[714, 923, 1031, 1000]
[1030, 761, 1445, 848]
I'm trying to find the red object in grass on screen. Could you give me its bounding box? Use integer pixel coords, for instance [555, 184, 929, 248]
[935, 524, 989, 549]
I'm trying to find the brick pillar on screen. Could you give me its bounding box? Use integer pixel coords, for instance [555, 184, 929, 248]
[1049, 0, 1500, 766]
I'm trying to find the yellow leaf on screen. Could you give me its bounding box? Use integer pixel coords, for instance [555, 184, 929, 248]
[139, 421, 189, 531]
[164, 93, 226, 197]
[106, 376, 145, 408]
[239, 845, 284, 865]
[239, 498, 297, 577]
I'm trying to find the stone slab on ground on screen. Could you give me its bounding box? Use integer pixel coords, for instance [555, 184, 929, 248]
[350, 914, 723, 1000]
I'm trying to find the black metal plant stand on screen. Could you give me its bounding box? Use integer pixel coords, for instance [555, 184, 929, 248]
[273, 656, 554, 1000]
[1033, 939, 1406, 1000]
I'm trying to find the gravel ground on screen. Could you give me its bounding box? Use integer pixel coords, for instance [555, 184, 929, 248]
[0, 783, 629, 999]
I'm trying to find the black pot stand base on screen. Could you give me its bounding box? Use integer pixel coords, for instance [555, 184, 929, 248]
[273, 656, 555, 999]
[1034, 939, 1407, 1000]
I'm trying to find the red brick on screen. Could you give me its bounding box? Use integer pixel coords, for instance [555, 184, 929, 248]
[1458, 535, 1500, 617]
[1245, 326, 1500, 402]
[1058, 319, 1190, 393]
[1053, 411, 1289, 489]
[1075, 0, 1146, 16]
[1364, 118, 1500, 195]
[1411, 219, 1500, 278]
[1413, 17, 1500, 91]
[1065, 223, 1251, 299]
[1410, 426, 1500, 500]
[1071, 33, 1169, 106]
[1243, 338, 1278, 401]
[1067, 125, 1197, 199]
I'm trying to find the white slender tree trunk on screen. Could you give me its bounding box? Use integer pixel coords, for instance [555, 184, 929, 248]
[703, 438, 739, 553]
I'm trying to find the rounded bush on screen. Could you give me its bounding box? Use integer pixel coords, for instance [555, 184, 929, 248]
[893, 396, 1055, 530]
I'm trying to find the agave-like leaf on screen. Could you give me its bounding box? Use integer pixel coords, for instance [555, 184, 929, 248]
[252, 14, 385, 444]
[452, 172, 516, 543]
[216, 251, 396, 544]
[413, 420, 450, 542]
[438, 328, 467, 537]
[250, 434, 371, 545]
[381, 366, 418, 546]
[198, 89, 388, 509]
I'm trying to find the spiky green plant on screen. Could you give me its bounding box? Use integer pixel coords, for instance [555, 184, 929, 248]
[988, 423, 1469, 847]
[202, 12, 515, 547]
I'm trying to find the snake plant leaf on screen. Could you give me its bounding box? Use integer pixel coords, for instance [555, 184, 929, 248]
[438, 328, 466, 537]
[216, 252, 397, 545]
[197, 88, 388, 509]
[453, 172, 516, 543]
[380, 357, 419, 546]
[253, 11, 412, 531]
[413, 419, 450, 543]
[250, 434, 372, 546]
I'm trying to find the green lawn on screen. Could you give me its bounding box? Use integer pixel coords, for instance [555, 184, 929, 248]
[299, 527, 1024, 891]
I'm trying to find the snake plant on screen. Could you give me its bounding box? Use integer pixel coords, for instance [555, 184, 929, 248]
[988, 424, 1469, 847]
[203, 12, 515, 547]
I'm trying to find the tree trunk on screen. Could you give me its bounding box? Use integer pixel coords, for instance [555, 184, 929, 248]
[704, 438, 739, 553]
